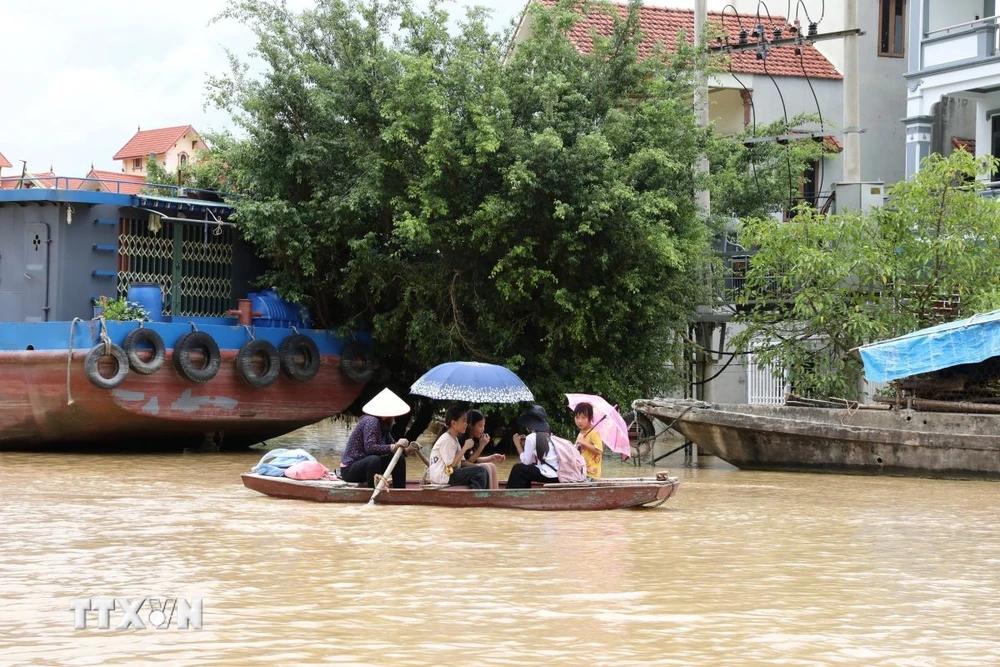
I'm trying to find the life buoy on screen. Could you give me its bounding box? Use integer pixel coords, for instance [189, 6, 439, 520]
[340, 341, 375, 384]
[122, 327, 166, 375]
[173, 331, 221, 383]
[236, 339, 280, 389]
[278, 334, 320, 382]
[84, 343, 129, 389]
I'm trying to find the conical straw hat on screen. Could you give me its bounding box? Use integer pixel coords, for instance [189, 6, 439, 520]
[362, 388, 411, 418]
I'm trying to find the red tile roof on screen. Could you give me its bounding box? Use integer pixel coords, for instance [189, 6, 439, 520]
[81, 169, 147, 195]
[0, 171, 55, 189]
[112, 125, 198, 160]
[537, 1, 840, 80]
[952, 137, 975, 152]
[0, 151, 10, 169]
[1, 171, 85, 190]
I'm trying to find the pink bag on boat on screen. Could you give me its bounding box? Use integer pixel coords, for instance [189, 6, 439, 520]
[284, 461, 330, 480]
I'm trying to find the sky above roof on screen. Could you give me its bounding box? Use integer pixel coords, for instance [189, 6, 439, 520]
[0, 0, 527, 177]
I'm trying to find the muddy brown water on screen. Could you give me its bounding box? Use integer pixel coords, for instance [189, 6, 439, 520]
[2, 421, 999, 665]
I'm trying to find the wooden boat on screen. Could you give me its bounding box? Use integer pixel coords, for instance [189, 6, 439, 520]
[632, 310, 1000, 480]
[240, 472, 680, 510]
[634, 397, 1000, 480]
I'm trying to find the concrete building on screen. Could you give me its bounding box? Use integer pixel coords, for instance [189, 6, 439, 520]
[514, 2, 848, 211]
[517, 2, 913, 406]
[112, 125, 205, 177]
[693, 0, 908, 188]
[904, 0, 1000, 181]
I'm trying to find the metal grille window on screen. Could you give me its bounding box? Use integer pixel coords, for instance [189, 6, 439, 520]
[179, 223, 234, 317]
[117, 217, 234, 317]
[118, 217, 175, 313]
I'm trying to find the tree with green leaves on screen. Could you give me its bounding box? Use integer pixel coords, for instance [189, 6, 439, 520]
[205, 0, 825, 419]
[732, 150, 1000, 400]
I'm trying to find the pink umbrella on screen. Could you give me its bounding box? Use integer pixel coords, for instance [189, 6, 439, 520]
[565, 393, 631, 456]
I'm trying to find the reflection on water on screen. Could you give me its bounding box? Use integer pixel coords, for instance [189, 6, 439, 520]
[2, 422, 1000, 665]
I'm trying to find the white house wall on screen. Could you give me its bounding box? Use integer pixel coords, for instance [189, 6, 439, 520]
[928, 0, 985, 33]
[710, 88, 746, 134]
[667, 0, 907, 186]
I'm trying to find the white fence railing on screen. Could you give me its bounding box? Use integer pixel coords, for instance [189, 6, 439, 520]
[746, 353, 787, 405]
[861, 380, 890, 405]
[746, 352, 888, 406]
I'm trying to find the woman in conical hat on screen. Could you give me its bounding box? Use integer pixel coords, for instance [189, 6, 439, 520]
[339, 388, 414, 489]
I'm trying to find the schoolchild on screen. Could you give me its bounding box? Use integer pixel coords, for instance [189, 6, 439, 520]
[428, 406, 489, 488]
[574, 402, 603, 480]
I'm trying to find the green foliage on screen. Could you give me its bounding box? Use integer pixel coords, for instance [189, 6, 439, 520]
[733, 150, 1000, 399]
[708, 114, 829, 222]
[99, 297, 150, 322]
[205, 0, 723, 415]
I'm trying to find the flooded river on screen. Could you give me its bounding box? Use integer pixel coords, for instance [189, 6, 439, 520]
[2, 421, 1000, 666]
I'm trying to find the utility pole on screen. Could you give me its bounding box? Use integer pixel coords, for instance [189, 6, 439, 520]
[694, 0, 710, 220]
[691, 0, 710, 459]
[843, 0, 861, 181]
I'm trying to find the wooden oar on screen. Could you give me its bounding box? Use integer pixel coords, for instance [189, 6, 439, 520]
[412, 444, 430, 467]
[368, 446, 404, 505]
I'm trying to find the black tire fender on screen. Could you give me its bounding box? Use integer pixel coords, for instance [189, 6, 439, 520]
[340, 341, 375, 384]
[173, 331, 221, 383]
[84, 343, 129, 390]
[278, 334, 321, 382]
[236, 339, 281, 389]
[122, 327, 166, 375]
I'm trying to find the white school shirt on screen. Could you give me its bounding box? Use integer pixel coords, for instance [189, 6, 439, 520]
[519, 432, 559, 478]
[429, 431, 461, 484]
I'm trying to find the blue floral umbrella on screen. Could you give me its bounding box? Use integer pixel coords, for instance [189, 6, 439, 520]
[410, 361, 534, 403]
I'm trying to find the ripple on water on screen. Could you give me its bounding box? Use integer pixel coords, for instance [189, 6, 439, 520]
[2, 428, 1000, 665]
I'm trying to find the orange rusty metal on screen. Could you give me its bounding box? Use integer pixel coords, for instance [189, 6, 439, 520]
[226, 299, 263, 326]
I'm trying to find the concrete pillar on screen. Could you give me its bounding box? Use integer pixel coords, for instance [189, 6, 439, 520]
[904, 115, 934, 176]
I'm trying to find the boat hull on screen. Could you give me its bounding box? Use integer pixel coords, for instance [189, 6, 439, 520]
[0, 321, 364, 449]
[635, 398, 1000, 480]
[240, 473, 679, 511]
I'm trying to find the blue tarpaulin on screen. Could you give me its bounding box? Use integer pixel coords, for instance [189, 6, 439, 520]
[859, 309, 1000, 382]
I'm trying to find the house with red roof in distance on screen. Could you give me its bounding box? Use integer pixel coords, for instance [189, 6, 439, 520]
[76, 168, 148, 196]
[0, 170, 76, 190]
[0, 150, 10, 177]
[112, 125, 205, 177]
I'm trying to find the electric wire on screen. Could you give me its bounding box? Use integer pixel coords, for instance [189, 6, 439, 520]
[794, 0, 814, 25]
[721, 3, 745, 32]
[727, 61, 766, 205]
[797, 42, 827, 210]
[755, 1, 779, 32]
[760, 54, 796, 211]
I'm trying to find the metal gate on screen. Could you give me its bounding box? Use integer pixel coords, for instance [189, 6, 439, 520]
[117, 217, 234, 317]
[746, 352, 787, 404]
